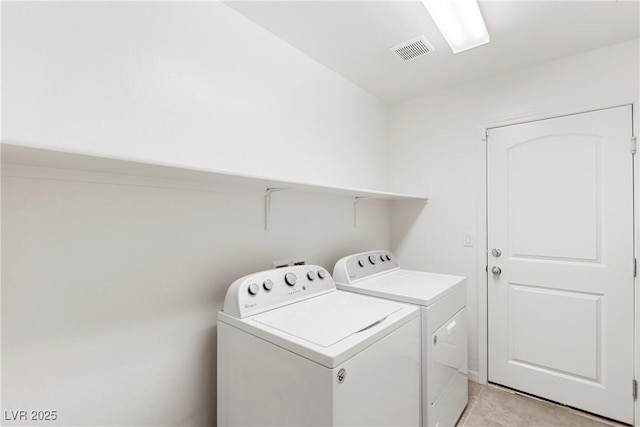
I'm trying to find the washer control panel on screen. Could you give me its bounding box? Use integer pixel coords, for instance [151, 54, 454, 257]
[223, 265, 335, 318]
[333, 250, 399, 284]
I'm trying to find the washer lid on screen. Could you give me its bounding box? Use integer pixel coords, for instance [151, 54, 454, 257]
[342, 269, 466, 307]
[252, 291, 402, 347]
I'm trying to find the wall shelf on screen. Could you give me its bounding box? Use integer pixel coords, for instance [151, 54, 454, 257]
[1, 143, 428, 229]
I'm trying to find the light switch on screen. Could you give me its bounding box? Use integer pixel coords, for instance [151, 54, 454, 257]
[463, 232, 474, 247]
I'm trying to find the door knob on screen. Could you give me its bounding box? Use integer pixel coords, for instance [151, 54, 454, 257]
[491, 266, 502, 275]
[491, 248, 502, 258]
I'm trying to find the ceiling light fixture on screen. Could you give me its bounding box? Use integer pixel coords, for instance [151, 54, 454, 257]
[421, 0, 490, 54]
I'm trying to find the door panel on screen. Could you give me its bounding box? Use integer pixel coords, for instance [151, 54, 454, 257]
[508, 284, 601, 381]
[508, 135, 600, 261]
[488, 106, 634, 424]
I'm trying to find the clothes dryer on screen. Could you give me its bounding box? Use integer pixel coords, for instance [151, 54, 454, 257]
[218, 264, 421, 426]
[333, 251, 467, 427]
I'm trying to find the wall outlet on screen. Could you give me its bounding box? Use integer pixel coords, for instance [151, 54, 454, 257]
[271, 259, 291, 269]
[272, 258, 306, 268]
[463, 232, 474, 247]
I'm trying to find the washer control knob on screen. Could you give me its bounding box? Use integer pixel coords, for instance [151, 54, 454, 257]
[263, 279, 274, 291]
[248, 283, 259, 295]
[380, 255, 386, 262]
[307, 271, 316, 281]
[317, 269, 326, 279]
[369, 255, 376, 265]
[284, 272, 297, 286]
[358, 259, 365, 267]
[385, 254, 391, 261]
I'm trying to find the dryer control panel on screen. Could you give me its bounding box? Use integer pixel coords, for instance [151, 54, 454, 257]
[222, 265, 335, 318]
[333, 250, 400, 285]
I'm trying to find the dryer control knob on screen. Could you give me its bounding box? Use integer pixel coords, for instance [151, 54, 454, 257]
[380, 255, 386, 262]
[368, 255, 377, 265]
[307, 271, 316, 281]
[358, 260, 365, 267]
[284, 272, 297, 286]
[248, 283, 259, 295]
[317, 269, 326, 279]
[385, 254, 391, 261]
[263, 279, 274, 291]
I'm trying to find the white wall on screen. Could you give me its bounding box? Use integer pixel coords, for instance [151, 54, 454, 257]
[1, 2, 394, 426]
[1, 1, 389, 190]
[389, 38, 640, 379]
[2, 169, 391, 426]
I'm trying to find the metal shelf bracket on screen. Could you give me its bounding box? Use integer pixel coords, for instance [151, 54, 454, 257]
[265, 187, 291, 231]
[354, 197, 363, 228]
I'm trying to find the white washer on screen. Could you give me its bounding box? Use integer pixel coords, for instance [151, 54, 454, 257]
[333, 251, 468, 427]
[217, 264, 421, 426]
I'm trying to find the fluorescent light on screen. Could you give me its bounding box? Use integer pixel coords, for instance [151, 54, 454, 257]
[421, 0, 490, 54]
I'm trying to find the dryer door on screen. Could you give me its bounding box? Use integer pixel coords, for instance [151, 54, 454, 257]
[430, 307, 467, 404]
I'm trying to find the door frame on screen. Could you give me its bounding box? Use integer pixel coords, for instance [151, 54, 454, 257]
[476, 94, 638, 422]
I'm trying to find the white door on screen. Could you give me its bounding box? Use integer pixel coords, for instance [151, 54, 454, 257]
[487, 105, 635, 424]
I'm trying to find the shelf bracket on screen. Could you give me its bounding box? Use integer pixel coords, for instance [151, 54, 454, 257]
[353, 197, 364, 228]
[265, 187, 290, 231]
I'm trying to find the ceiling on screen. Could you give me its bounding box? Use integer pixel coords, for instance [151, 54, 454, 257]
[226, 1, 640, 104]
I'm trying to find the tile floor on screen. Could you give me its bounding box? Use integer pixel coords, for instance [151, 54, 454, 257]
[456, 381, 628, 427]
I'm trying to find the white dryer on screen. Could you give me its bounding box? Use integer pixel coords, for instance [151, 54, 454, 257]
[333, 251, 467, 427]
[217, 264, 421, 426]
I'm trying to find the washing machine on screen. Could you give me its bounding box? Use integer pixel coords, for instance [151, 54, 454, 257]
[217, 264, 421, 426]
[333, 250, 467, 427]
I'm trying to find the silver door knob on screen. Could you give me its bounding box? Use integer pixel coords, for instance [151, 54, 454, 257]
[491, 248, 502, 258]
[491, 266, 502, 275]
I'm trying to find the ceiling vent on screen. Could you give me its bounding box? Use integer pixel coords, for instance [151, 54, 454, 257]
[389, 36, 435, 62]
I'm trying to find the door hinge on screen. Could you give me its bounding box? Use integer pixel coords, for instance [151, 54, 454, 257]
[632, 136, 637, 155]
[485, 129, 489, 138]
[633, 379, 637, 400]
[634, 258, 637, 278]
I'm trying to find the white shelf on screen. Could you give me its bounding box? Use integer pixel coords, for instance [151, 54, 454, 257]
[1, 143, 428, 229]
[2, 143, 428, 201]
